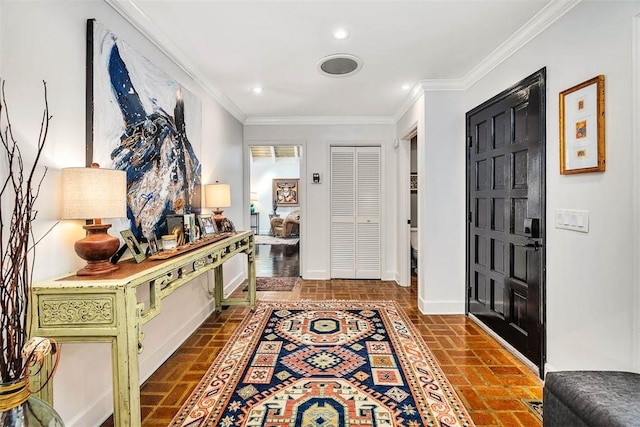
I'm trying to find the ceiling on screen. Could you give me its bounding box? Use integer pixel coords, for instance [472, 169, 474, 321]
[108, 0, 578, 124]
[250, 145, 300, 160]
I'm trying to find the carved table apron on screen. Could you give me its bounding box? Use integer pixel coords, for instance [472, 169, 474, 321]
[29, 231, 256, 426]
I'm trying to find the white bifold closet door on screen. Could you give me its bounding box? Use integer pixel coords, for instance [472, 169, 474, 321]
[330, 146, 381, 279]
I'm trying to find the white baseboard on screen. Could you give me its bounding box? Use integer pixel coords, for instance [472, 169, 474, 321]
[418, 296, 466, 314]
[302, 270, 329, 280]
[223, 270, 248, 297]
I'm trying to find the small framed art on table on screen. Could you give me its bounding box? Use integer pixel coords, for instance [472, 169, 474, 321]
[559, 75, 605, 174]
[198, 214, 217, 237]
[120, 230, 146, 263]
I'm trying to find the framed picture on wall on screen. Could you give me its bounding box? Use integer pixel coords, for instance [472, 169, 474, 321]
[559, 75, 605, 174]
[272, 178, 299, 207]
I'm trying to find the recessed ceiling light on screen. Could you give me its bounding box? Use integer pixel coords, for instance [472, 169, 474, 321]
[252, 86, 263, 94]
[401, 84, 411, 90]
[333, 28, 350, 40]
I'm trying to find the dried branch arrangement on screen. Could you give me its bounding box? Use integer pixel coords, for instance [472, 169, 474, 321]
[0, 80, 50, 383]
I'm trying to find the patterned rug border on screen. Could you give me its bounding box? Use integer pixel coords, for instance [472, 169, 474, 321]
[523, 398, 543, 421]
[242, 277, 299, 291]
[171, 299, 475, 426]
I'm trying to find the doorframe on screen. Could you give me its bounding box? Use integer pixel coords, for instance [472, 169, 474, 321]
[397, 126, 418, 287]
[633, 14, 640, 372]
[243, 139, 306, 277]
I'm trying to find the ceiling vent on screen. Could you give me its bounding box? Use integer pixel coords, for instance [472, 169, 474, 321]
[318, 54, 362, 77]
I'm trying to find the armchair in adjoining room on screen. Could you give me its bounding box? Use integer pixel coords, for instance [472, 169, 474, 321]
[270, 209, 300, 237]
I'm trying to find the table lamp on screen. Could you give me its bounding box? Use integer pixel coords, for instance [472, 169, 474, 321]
[62, 165, 127, 276]
[205, 181, 231, 226]
[250, 192, 258, 213]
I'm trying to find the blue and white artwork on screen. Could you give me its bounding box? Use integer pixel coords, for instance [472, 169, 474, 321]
[89, 19, 201, 240]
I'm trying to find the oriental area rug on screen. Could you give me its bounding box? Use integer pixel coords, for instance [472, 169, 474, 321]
[243, 277, 299, 292]
[254, 235, 300, 246]
[171, 300, 474, 426]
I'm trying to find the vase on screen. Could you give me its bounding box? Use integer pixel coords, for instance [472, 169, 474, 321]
[0, 377, 64, 426]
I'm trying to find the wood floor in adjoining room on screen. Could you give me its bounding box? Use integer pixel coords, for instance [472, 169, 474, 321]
[101, 278, 543, 427]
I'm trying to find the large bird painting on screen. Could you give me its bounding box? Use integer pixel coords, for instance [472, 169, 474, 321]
[88, 19, 201, 240]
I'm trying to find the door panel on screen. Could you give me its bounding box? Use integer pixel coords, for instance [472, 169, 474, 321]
[466, 69, 546, 374]
[330, 146, 381, 279]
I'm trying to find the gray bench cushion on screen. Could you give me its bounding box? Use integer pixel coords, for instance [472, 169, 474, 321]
[543, 371, 640, 427]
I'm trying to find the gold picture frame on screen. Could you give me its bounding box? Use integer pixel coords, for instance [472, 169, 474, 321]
[559, 75, 605, 174]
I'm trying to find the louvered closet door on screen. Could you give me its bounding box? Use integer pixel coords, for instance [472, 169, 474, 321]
[330, 146, 381, 279]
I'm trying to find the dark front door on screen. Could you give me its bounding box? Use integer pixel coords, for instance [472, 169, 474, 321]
[466, 69, 546, 374]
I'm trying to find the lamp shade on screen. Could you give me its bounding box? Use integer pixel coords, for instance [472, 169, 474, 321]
[205, 182, 231, 208]
[250, 192, 258, 202]
[62, 167, 127, 220]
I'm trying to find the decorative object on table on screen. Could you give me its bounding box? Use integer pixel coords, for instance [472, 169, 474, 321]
[61, 165, 127, 275]
[205, 181, 231, 228]
[120, 230, 146, 263]
[183, 213, 196, 244]
[218, 218, 236, 233]
[172, 226, 185, 246]
[272, 178, 299, 207]
[171, 300, 474, 426]
[147, 236, 159, 255]
[559, 75, 605, 174]
[165, 214, 185, 240]
[0, 79, 63, 425]
[87, 19, 202, 241]
[197, 214, 217, 237]
[250, 192, 258, 213]
[161, 234, 178, 251]
[271, 198, 279, 217]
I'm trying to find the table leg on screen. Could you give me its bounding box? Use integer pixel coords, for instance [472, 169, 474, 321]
[110, 289, 142, 426]
[214, 265, 224, 312]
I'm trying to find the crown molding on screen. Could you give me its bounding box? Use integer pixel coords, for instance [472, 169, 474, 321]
[105, 0, 247, 124]
[393, 79, 465, 122]
[245, 116, 396, 126]
[108, 0, 579, 127]
[461, 0, 581, 89]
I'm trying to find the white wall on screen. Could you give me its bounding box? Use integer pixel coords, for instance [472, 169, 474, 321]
[396, 91, 466, 314]
[250, 157, 300, 233]
[245, 124, 396, 280]
[464, 2, 639, 372]
[0, 1, 245, 425]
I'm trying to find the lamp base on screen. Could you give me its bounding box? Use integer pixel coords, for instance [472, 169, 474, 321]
[74, 223, 120, 276]
[213, 209, 226, 229]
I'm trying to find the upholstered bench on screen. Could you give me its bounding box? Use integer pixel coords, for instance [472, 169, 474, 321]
[543, 371, 640, 426]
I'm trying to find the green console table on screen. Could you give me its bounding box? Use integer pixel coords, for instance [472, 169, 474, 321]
[29, 231, 256, 426]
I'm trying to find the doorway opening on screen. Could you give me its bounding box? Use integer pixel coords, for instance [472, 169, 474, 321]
[249, 145, 301, 278]
[409, 135, 418, 286]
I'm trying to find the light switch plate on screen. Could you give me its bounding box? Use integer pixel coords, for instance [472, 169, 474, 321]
[555, 209, 589, 233]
